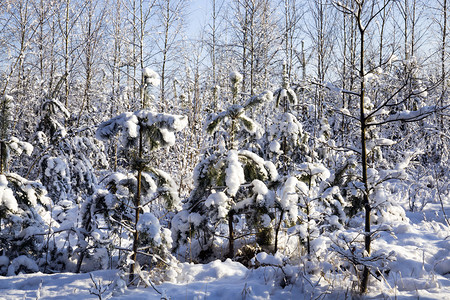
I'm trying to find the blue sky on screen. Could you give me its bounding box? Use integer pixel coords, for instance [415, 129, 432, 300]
[187, 0, 211, 35]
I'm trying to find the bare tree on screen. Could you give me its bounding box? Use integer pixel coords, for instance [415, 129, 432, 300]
[207, 0, 225, 110]
[58, 0, 85, 108]
[157, 0, 187, 111]
[0, 0, 38, 98]
[77, 0, 107, 126]
[110, 0, 124, 115]
[334, 0, 394, 293]
[306, 0, 337, 118]
[437, 0, 448, 128]
[281, 0, 304, 82]
[229, 0, 278, 95]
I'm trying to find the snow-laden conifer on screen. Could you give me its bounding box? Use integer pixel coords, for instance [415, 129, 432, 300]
[96, 78, 187, 280]
[0, 173, 53, 275]
[173, 72, 278, 261]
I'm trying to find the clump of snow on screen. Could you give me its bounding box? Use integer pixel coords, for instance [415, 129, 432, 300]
[205, 191, 229, 219]
[310, 236, 329, 257]
[382, 106, 436, 123]
[239, 150, 278, 181]
[161, 227, 173, 249]
[0, 255, 9, 274]
[177, 259, 247, 283]
[44, 157, 67, 177]
[187, 212, 203, 227]
[229, 71, 243, 84]
[42, 98, 70, 118]
[239, 115, 259, 134]
[269, 140, 282, 154]
[0, 175, 18, 212]
[123, 113, 139, 139]
[24, 185, 37, 207]
[142, 68, 160, 86]
[137, 212, 162, 246]
[374, 138, 396, 146]
[264, 160, 278, 180]
[225, 150, 245, 196]
[268, 112, 304, 155]
[252, 179, 268, 195]
[259, 90, 273, 103]
[8, 137, 34, 156]
[279, 176, 308, 220]
[96, 110, 187, 149]
[435, 257, 450, 275]
[299, 162, 331, 181]
[148, 168, 181, 210]
[246, 90, 274, 107]
[260, 214, 271, 227]
[7, 256, 39, 276]
[255, 252, 284, 265]
[3, 94, 14, 102]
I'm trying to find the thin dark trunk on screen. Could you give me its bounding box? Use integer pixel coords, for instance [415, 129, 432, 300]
[227, 210, 235, 258]
[404, 0, 409, 60]
[64, 0, 70, 107]
[160, 0, 170, 111]
[274, 210, 284, 254]
[0, 142, 4, 174]
[441, 0, 447, 129]
[129, 129, 143, 283]
[306, 201, 311, 257]
[359, 19, 371, 295]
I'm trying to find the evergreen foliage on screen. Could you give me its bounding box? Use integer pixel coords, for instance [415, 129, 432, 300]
[0, 0, 448, 296]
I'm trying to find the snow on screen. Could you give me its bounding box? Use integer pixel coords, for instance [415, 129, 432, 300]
[7, 256, 39, 276]
[382, 106, 436, 123]
[4, 94, 14, 102]
[205, 191, 229, 219]
[1, 5, 449, 300]
[279, 176, 302, 220]
[123, 114, 139, 138]
[43, 157, 67, 177]
[1, 209, 450, 300]
[239, 114, 258, 133]
[435, 258, 450, 275]
[150, 168, 182, 210]
[247, 90, 274, 106]
[255, 252, 284, 266]
[239, 150, 278, 181]
[229, 71, 243, 84]
[7, 137, 34, 156]
[269, 140, 282, 154]
[187, 212, 203, 227]
[252, 179, 268, 195]
[299, 162, 330, 181]
[0, 255, 9, 274]
[0, 174, 18, 212]
[96, 110, 187, 150]
[225, 150, 245, 196]
[0, 260, 292, 299]
[142, 68, 160, 86]
[137, 212, 162, 246]
[374, 138, 396, 146]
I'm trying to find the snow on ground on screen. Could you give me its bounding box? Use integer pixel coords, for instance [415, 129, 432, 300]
[1, 203, 449, 299]
[0, 261, 297, 300]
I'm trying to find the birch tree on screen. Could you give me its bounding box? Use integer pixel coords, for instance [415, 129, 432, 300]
[333, 0, 442, 293]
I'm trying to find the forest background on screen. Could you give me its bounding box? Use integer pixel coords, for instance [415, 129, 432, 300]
[0, 0, 449, 297]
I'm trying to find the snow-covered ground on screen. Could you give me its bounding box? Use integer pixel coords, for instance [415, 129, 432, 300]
[1, 202, 449, 300]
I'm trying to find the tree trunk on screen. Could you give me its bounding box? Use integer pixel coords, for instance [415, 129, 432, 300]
[129, 129, 143, 283]
[227, 210, 235, 258]
[274, 210, 284, 253]
[441, 0, 447, 129]
[358, 16, 371, 295]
